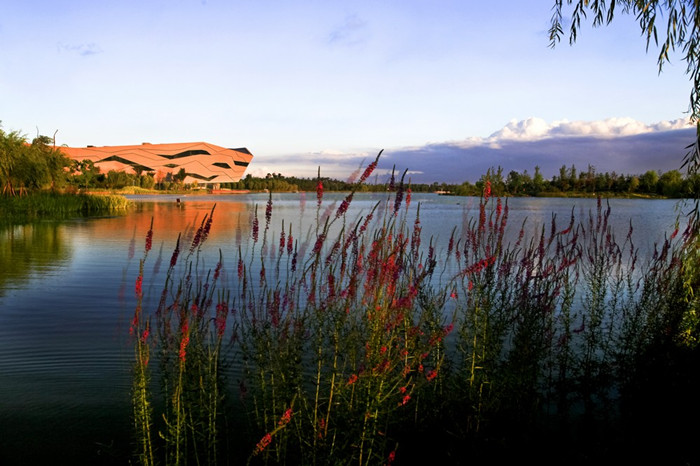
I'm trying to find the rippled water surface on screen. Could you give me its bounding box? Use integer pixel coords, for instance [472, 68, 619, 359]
[0, 193, 685, 464]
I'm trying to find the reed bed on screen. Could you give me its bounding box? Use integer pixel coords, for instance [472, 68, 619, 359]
[0, 191, 131, 220]
[129, 155, 699, 465]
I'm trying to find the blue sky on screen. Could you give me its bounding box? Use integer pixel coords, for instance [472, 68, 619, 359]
[1, 0, 693, 183]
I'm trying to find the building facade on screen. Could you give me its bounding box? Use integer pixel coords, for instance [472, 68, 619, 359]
[59, 141, 253, 186]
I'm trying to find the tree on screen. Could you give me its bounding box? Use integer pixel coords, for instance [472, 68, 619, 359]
[31, 135, 71, 190]
[558, 165, 570, 192]
[506, 170, 526, 194]
[549, 1, 700, 187]
[106, 170, 130, 190]
[0, 128, 27, 195]
[0, 126, 70, 195]
[174, 168, 187, 184]
[155, 170, 167, 189]
[640, 169, 660, 193]
[581, 164, 596, 193]
[140, 173, 156, 189]
[71, 159, 100, 190]
[659, 169, 684, 197]
[628, 175, 641, 193]
[569, 164, 579, 190]
[532, 165, 545, 195]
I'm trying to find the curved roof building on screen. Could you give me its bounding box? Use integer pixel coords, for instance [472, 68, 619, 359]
[59, 142, 253, 185]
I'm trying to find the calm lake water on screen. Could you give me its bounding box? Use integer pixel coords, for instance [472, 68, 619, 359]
[0, 193, 685, 464]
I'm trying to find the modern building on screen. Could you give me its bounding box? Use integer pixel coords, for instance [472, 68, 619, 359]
[59, 141, 253, 187]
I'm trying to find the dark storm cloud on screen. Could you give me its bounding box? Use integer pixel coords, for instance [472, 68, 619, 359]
[380, 127, 696, 184]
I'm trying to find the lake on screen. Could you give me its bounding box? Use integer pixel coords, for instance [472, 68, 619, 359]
[0, 192, 686, 464]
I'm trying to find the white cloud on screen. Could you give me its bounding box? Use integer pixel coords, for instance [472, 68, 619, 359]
[486, 116, 691, 143]
[490, 117, 551, 141]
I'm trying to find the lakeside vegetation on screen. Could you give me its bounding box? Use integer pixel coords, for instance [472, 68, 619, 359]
[128, 154, 700, 465]
[0, 125, 131, 221]
[0, 191, 130, 221]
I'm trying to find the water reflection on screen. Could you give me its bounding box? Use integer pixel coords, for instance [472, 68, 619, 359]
[0, 198, 253, 464]
[0, 222, 72, 295]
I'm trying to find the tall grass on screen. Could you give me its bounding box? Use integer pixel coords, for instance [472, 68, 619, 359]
[130, 155, 699, 465]
[0, 190, 131, 221]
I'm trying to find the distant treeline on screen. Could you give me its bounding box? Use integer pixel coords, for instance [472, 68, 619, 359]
[1, 124, 696, 198]
[222, 164, 699, 198]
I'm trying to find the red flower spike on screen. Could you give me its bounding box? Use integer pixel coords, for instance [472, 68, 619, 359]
[335, 192, 354, 219]
[135, 275, 143, 297]
[359, 152, 380, 184]
[252, 216, 259, 243]
[169, 235, 181, 268]
[145, 228, 153, 254]
[179, 320, 190, 362]
[484, 180, 492, 200]
[140, 327, 150, 344]
[254, 433, 272, 455]
[278, 408, 293, 427]
[265, 195, 272, 231]
[316, 180, 324, 206]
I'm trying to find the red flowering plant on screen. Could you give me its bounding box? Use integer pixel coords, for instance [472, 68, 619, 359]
[131, 217, 155, 466]
[128, 152, 698, 464]
[219, 151, 450, 464]
[286, 174, 451, 464]
[130, 205, 236, 466]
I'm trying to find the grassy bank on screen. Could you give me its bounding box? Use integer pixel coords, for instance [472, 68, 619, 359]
[0, 191, 131, 222]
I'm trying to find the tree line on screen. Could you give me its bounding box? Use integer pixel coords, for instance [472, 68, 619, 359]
[226, 164, 699, 199]
[452, 165, 700, 198]
[2, 125, 697, 198]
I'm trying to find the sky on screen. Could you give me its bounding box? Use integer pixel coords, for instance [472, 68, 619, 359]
[1, 0, 694, 183]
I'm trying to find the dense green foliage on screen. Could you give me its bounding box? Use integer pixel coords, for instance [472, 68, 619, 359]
[0, 125, 72, 195]
[456, 164, 700, 198]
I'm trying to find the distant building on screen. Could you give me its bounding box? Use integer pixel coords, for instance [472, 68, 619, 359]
[59, 141, 253, 187]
